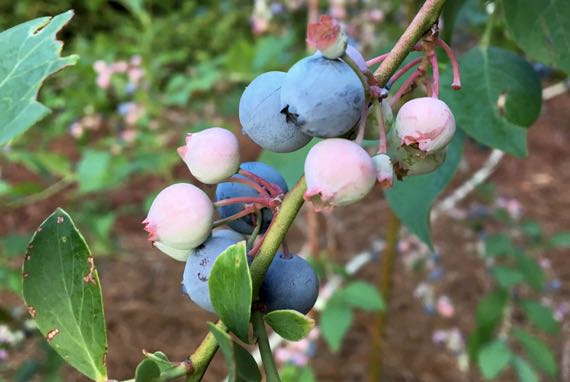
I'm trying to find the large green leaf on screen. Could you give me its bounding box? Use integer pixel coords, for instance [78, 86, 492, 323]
[264, 310, 315, 341]
[502, 0, 570, 74]
[0, 11, 78, 144]
[478, 340, 512, 379]
[520, 300, 560, 335]
[22, 208, 107, 381]
[386, 130, 464, 248]
[320, 300, 353, 352]
[337, 281, 385, 311]
[513, 328, 557, 376]
[468, 289, 507, 359]
[207, 323, 261, 382]
[440, 47, 542, 157]
[208, 241, 252, 343]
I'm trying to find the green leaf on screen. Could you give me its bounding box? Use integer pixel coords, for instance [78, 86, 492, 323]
[264, 310, 315, 341]
[320, 300, 353, 352]
[208, 241, 252, 343]
[297, 366, 317, 382]
[502, 0, 570, 74]
[549, 232, 570, 248]
[143, 351, 173, 372]
[469, 289, 507, 358]
[337, 281, 385, 311]
[485, 234, 515, 257]
[22, 208, 107, 381]
[520, 300, 560, 335]
[207, 323, 261, 382]
[76, 150, 111, 194]
[259, 140, 318, 188]
[135, 359, 160, 382]
[520, 220, 542, 242]
[513, 328, 557, 376]
[386, 130, 464, 248]
[0, 11, 78, 144]
[515, 253, 545, 291]
[478, 340, 512, 379]
[1, 234, 31, 258]
[491, 266, 524, 288]
[512, 356, 539, 382]
[441, 0, 469, 43]
[440, 47, 542, 157]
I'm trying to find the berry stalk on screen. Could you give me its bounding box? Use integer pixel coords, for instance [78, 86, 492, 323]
[386, 56, 423, 89]
[435, 38, 461, 90]
[239, 169, 283, 196]
[252, 311, 281, 382]
[226, 176, 271, 197]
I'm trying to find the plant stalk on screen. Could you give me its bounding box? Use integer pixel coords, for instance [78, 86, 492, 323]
[252, 311, 281, 382]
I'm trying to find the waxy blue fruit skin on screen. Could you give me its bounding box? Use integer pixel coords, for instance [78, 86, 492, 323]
[239, 71, 312, 153]
[260, 253, 319, 314]
[182, 236, 240, 312]
[280, 54, 365, 138]
[215, 162, 288, 235]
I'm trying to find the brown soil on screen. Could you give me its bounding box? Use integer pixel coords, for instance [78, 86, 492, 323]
[1, 94, 569, 382]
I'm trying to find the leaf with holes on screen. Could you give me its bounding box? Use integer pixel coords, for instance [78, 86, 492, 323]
[22, 208, 107, 381]
[502, 0, 570, 74]
[0, 11, 78, 144]
[264, 310, 315, 341]
[440, 47, 541, 157]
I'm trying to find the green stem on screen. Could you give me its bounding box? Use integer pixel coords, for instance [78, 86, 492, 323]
[185, 321, 227, 382]
[248, 210, 263, 249]
[480, 4, 497, 48]
[252, 311, 281, 382]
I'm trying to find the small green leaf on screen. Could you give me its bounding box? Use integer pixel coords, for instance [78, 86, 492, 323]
[264, 310, 315, 341]
[297, 366, 317, 382]
[208, 242, 252, 343]
[485, 234, 514, 257]
[337, 282, 385, 311]
[0, 11, 78, 144]
[549, 232, 570, 249]
[491, 266, 524, 288]
[22, 209, 107, 381]
[478, 340, 511, 379]
[515, 253, 545, 291]
[135, 359, 160, 382]
[76, 150, 112, 194]
[520, 220, 542, 242]
[207, 323, 261, 382]
[143, 351, 174, 372]
[320, 301, 352, 352]
[469, 289, 508, 358]
[386, 130, 464, 248]
[520, 300, 560, 334]
[513, 328, 557, 376]
[440, 47, 542, 157]
[512, 356, 539, 382]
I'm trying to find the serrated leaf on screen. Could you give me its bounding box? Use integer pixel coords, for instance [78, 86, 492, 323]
[549, 232, 570, 248]
[320, 301, 352, 352]
[478, 340, 511, 379]
[440, 47, 542, 157]
[520, 300, 560, 335]
[208, 241, 252, 343]
[76, 150, 112, 194]
[512, 356, 539, 382]
[491, 266, 524, 288]
[386, 130, 464, 248]
[338, 281, 385, 311]
[0, 11, 78, 144]
[264, 310, 315, 341]
[135, 359, 160, 382]
[514, 328, 557, 376]
[22, 208, 107, 381]
[502, 0, 570, 74]
[207, 322, 261, 382]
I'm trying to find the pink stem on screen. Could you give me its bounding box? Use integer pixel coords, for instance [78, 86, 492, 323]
[214, 197, 272, 208]
[239, 169, 283, 196]
[226, 176, 270, 197]
[429, 52, 440, 98]
[389, 69, 424, 107]
[213, 205, 259, 228]
[366, 53, 389, 67]
[374, 99, 388, 154]
[435, 38, 461, 90]
[386, 56, 423, 89]
[355, 105, 369, 145]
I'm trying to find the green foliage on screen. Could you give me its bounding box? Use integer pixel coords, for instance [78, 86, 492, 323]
[490, 266, 524, 288]
[0, 11, 78, 144]
[135, 359, 160, 382]
[320, 299, 352, 353]
[22, 208, 107, 381]
[76, 150, 112, 194]
[484, 234, 515, 257]
[336, 281, 385, 311]
[512, 356, 539, 382]
[549, 232, 570, 248]
[386, 130, 464, 248]
[520, 300, 560, 335]
[440, 47, 542, 157]
[502, 0, 570, 74]
[264, 310, 315, 342]
[208, 241, 252, 343]
[207, 323, 261, 382]
[478, 340, 511, 379]
[513, 328, 557, 376]
[280, 365, 316, 382]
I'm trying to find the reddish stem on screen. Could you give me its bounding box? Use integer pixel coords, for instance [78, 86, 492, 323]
[386, 56, 422, 89]
[389, 68, 424, 107]
[213, 205, 259, 228]
[239, 169, 283, 196]
[226, 176, 270, 197]
[435, 38, 461, 90]
[214, 197, 272, 208]
[429, 52, 439, 98]
[366, 53, 389, 67]
[355, 104, 369, 145]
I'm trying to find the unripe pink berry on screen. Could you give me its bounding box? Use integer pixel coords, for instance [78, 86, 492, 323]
[372, 154, 394, 189]
[143, 183, 214, 261]
[395, 97, 455, 153]
[177, 127, 240, 184]
[304, 139, 375, 211]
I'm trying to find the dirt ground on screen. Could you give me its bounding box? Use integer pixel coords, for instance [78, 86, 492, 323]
[1, 93, 569, 381]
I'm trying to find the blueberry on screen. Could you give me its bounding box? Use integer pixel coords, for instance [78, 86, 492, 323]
[239, 71, 312, 153]
[215, 162, 288, 234]
[280, 54, 365, 138]
[260, 253, 319, 314]
[182, 236, 241, 312]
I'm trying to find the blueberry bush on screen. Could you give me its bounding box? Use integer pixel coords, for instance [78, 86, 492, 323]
[1, 0, 570, 381]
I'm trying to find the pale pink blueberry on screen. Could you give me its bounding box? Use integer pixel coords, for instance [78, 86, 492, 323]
[177, 127, 240, 184]
[306, 15, 348, 59]
[304, 139, 376, 211]
[372, 154, 394, 189]
[128, 67, 145, 85]
[143, 183, 214, 261]
[395, 97, 456, 153]
[111, 60, 129, 73]
[436, 295, 455, 318]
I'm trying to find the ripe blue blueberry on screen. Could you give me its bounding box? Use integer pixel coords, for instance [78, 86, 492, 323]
[239, 71, 312, 153]
[215, 162, 288, 234]
[182, 236, 240, 312]
[260, 253, 319, 314]
[280, 54, 365, 138]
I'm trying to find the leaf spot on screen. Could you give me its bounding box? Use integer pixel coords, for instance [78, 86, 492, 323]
[27, 305, 36, 319]
[23, 272, 29, 278]
[61, 236, 67, 243]
[56, 216, 64, 224]
[46, 328, 60, 341]
[25, 254, 31, 261]
[83, 256, 96, 285]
